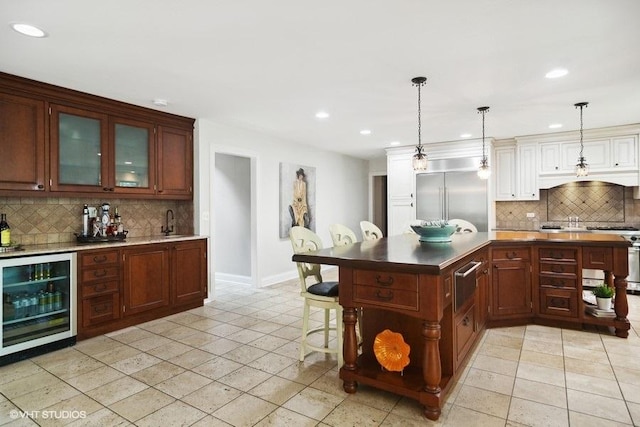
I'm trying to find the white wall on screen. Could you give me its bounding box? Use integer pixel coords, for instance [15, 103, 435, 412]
[214, 153, 251, 278]
[197, 118, 369, 287]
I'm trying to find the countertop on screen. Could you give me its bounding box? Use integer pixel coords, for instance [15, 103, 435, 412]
[0, 235, 208, 259]
[292, 231, 630, 274]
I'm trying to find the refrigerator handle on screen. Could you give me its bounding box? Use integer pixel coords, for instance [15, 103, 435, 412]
[444, 187, 449, 220]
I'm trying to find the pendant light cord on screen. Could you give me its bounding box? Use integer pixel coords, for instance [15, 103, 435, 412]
[579, 104, 584, 159]
[416, 82, 422, 150]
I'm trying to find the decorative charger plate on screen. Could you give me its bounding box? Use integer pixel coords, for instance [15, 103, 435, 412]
[373, 329, 410, 372]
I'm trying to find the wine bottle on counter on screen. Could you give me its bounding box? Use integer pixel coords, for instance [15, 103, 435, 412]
[82, 204, 89, 236]
[0, 213, 11, 247]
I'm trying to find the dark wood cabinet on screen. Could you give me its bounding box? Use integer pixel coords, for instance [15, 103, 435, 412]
[77, 238, 207, 340]
[490, 246, 532, 318]
[123, 244, 170, 316]
[157, 126, 193, 199]
[0, 92, 46, 192]
[171, 240, 207, 306]
[0, 71, 194, 200]
[475, 253, 490, 330]
[537, 246, 580, 319]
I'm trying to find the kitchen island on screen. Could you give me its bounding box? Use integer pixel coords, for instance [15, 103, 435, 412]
[292, 231, 630, 420]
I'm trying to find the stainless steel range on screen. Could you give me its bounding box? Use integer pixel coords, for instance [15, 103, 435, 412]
[582, 226, 640, 292]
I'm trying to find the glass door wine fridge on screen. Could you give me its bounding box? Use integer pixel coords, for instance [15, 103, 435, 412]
[1, 252, 77, 365]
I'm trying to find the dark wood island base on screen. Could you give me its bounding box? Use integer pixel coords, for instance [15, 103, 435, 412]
[293, 231, 630, 420]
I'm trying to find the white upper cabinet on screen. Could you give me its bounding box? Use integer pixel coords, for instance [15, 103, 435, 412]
[386, 149, 416, 236]
[612, 136, 637, 168]
[517, 144, 538, 200]
[494, 145, 516, 200]
[494, 142, 538, 201]
[559, 139, 610, 171]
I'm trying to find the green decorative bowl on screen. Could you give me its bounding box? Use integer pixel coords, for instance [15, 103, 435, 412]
[410, 223, 457, 243]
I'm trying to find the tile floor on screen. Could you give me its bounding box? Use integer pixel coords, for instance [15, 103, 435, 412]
[1, 274, 640, 426]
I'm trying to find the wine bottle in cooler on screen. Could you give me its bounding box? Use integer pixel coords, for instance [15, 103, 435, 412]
[0, 213, 10, 247]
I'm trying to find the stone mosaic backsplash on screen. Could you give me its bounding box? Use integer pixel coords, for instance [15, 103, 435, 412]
[496, 182, 640, 230]
[0, 197, 193, 246]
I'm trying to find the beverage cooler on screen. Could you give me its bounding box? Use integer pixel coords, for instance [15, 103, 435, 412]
[1, 253, 77, 365]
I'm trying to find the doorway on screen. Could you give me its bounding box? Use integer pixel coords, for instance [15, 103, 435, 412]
[214, 153, 253, 286]
[372, 175, 388, 236]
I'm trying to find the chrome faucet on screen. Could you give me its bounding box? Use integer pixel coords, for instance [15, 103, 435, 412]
[161, 209, 174, 236]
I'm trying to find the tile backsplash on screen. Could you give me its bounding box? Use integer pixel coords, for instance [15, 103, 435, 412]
[0, 197, 193, 246]
[496, 182, 640, 230]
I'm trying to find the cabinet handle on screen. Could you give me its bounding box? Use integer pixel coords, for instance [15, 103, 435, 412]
[94, 284, 107, 292]
[462, 316, 470, 326]
[93, 255, 108, 263]
[375, 275, 394, 287]
[93, 304, 109, 314]
[375, 289, 394, 301]
[37, 184, 44, 189]
[103, 187, 110, 191]
[506, 251, 518, 260]
[93, 270, 108, 278]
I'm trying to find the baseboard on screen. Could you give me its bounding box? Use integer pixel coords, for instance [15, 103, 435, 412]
[215, 272, 253, 286]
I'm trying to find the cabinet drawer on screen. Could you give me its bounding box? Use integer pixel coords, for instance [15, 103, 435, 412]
[491, 247, 530, 261]
[583, 247, 613, 269]
[82, 280, 119, 298]
[539, 288, 578, 318]
[354, 270, 418, 292]
[539, 248, 577, 262]
[455, 303, 476, 359]
[81, 251, 119, 267]
[82, 293, 120, 327]
[81, 266, 119, 283]
[353, 285, 418, 311]
[539, 262, 578, 276]
[539, 275, 578, 289]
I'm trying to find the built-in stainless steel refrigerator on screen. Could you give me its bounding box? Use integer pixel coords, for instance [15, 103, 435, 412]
[415, 158, 488, 232]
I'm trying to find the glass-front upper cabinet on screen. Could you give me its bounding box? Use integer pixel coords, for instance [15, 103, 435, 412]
[112, 117, 155, 195]
[50, 105, 155, 195]
[50, 104, 110, 192]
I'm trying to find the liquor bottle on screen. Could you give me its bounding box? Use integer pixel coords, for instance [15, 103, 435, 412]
[0, 213, 10, 247]
[82, 204, 90, 236]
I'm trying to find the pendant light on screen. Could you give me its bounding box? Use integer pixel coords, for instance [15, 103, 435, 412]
[411, 77, 428, 171]
[574, 102, 589, 177]
[477, 106, 491, 179]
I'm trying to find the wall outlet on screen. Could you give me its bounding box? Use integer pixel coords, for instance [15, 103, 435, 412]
[526, 212, 536, 218]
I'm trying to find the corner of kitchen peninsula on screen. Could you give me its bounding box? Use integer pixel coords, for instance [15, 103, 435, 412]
[292, 231, 630, 420]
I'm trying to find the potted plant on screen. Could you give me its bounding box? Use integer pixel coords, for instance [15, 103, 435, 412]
[592, 284, 615, 310]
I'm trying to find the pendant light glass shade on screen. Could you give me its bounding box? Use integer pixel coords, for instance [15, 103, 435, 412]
[477, 106, 490, 179]
[574, 102, 589, 177]
[411, 77, 428, 171]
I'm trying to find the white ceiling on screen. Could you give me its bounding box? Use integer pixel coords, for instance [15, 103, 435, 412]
[2, 0, 639, 159]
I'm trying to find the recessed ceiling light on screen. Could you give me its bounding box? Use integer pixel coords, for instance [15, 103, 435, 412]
[315, 111, 329, 119]
[460, 133, 472, 138]
[360, 129, 371, 135]
[153, 99, 168, 107]
[124, 161, 132, 165]
[10, 22, 47, 38]
[389, 141, 400, 146]
[549, 123, 563, 129]
[545, 68, 568, 79]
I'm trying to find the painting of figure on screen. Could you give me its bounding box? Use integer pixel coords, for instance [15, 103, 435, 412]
[279, 163, 316, 238]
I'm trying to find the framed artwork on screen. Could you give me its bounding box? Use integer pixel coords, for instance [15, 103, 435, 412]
[279, 162, 316, 238]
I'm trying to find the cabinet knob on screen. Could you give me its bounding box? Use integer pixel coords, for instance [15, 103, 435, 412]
[555, 166, 558, 170]
[36, 184, 44, 189]
[615, 163, 619, 166]
[103, 187, 109, 191]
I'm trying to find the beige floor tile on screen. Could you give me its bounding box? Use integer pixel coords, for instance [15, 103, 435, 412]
[191, 356, 242, 381]
[343, 384, 401, 413]
[564, 357, 616, 380]
[67, 407, 130, 427]
[276, 363, 329, 386]
[188, 317, 224, 331]
[44, 355, 105, 380]
[109, 388, 174, 422]
[190, 414, 233, 427]
[207, 323, 244, 338]
[145, 340, 193, 360]
[518, 349, 564, 369]
[249, 375, 305, 406]
[73, 336, 124, 357]
[85, 376, 148, 406]
[472, 354, 519, 376]
[135, 400, 206, 427]
[478, 343, 521, 361]
[181, 381, 243, 413]
[213, 393, 277, 425]
[128, 360, 185, 386]
[628, 401, 640, 426]
[225, 328, 266, 345]
[522, 338, 564, 356]
[126, 335, 173, 352]
[452, 385, 511, 419]
[173, 331, 218, 347]
[444, 406, 506, 427]
[248, 352, 297, 375]
[199, 337, 244, 355]
[136, 318, 182, 335]
[607, 351, 640, 371]
[464, 368, 514, 395]
[30, 347, 83, 370]
[249, 334, 292, 352]
[382, 411, 442, 426]
[307, 368, 342, 395]
[247, 321, 285, 335]
[619, 381, 640, 404]
[166, 349, 216, 369]
[483, 333, 523, 350]
[268, 325, 303, 341]
[106, 327, 155, 344]
[0, 360, 45, 386]
[612, 364, 640, 385]
[12, 381, 80, 412]
[567, 389, 633, 424]
[154, 370, 211, 399]
[156, 325, 198, 341]
[563, 344, 607, 361]
[221, 345, 268, 365]
[569, 410, 634, 427]
[217, 365, 273, 392]
[512, 378, 567, 408]
[516, 362, 565, 388]
[0, 371, 61, 399]
[253, 407, 317, 427]
[282, 386, 344, 421]
[110, 352, 162, 375]
[323, 399, 388, 426]
[566, 371, 623, 399]
[63, 365, 125, 393]
[164, 311, 205, 326]
[507, 397, 569, 427]
[91, 345, 141, 365]
[37, 394, 103, 426]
